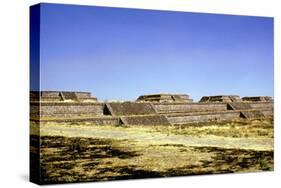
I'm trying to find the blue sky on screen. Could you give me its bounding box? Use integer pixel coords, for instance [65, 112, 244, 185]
[35, 3, 273, 101]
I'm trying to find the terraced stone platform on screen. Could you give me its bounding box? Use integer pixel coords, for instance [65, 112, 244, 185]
[105, 102, 156, 116]
[30, 91, 274, 126]
[120, 115, 170, 126]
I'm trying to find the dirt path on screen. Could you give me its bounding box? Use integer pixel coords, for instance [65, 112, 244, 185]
[35, 124, 273, 151]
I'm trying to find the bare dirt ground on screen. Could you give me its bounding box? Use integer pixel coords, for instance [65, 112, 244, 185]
[30, 119, 274, 184]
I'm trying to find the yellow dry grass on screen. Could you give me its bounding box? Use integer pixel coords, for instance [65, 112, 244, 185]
[30, 118, 274, 183]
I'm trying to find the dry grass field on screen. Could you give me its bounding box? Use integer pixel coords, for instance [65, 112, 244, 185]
[30, 118, 274, 184]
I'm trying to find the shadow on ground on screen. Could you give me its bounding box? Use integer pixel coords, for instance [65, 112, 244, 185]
[30, 135, 273, 184]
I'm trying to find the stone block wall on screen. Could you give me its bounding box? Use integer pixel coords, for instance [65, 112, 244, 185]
[38, 116, 120, 125]
[248, 102, 273, 110]
[227, 103, 252, 110]
[153, 103, 227, 113]
[261, 110, 273, 117]
[74, 92, 91, 98]
[30, 91, 97, 102]
[240, 110, 265, 119]
[200, 95, 242, 103]
[41, 91, 60, 97]
[121, 115, 170, 125]
[31, 102, 104, 118]
[106, 102, 156, 116]
[166, 111, 241, 124]
[137, 94, 193, 103]
[30, 91, 274, 125]
[242, 96, 273, 102]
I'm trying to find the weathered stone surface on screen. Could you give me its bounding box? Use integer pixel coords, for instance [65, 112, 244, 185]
[30, 91, 274, 125]
[137, 94, 193, 103]
[121, 115, 170, 125]
[30, 102, 104, 118]
[153, 103, 227, 113]
[166, 111, 241, 124]
[248, 102, 273, 110]
[37, 116, 120, 125]
[106, 102, 157, 116]
[260, 110, 273, 117]
[227, 103, 252, 110]
[30, 91, 97, 102]
[242, 96, 273, 102]
[200, 95, 242, 103]
[240, 111, 265, 119]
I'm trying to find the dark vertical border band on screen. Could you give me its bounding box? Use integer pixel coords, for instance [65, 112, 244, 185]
[30, 4, 41, 185]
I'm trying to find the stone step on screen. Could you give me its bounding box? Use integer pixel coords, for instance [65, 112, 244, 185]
[32, 116, 120, 125]
[240, 110, 265, 119]
[61, 92, 79, 101]
[120, 115, 170, 126]
[166, 111, 241, 125]
[107, 102, 157, 116]
[227, 102, 252, 110]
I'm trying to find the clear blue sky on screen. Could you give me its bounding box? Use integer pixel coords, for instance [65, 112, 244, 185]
[36, 3, 274, 101]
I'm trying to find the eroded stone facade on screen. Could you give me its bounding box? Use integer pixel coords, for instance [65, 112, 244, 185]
[30, 91, 274, 125]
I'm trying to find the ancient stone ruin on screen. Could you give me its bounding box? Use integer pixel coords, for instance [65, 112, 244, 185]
[242, 96, 273, 102]
[137, 94, 193, 103]
[30, 91, 97, 102]
[30, 91, 274, 126]
[199, 95, 242, 103]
